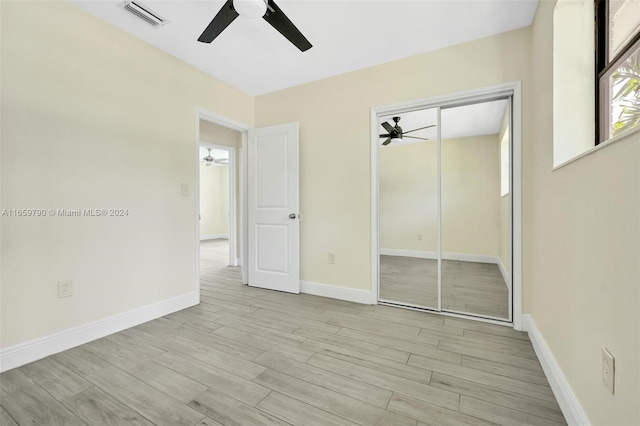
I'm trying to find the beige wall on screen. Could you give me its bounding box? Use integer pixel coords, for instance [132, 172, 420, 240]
[442, 135, 500, 256]
[5, 3, 637, 423]
[379, 141, 438, 252]
[0, 1, 253, 347]
[200, 120, 243, 149]
[529, 2, 640, 424]
[255, 28, 531, 289]
[199, 164, 229, 237]
[380, 136, 500, 256]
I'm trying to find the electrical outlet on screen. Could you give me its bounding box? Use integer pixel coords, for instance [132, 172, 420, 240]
[57, 280, 73, 298]
[328, 253, 336, 264]
[417, 234, 423, 241]
[601, 347, 615, 394]
[181, 183, 190, 196]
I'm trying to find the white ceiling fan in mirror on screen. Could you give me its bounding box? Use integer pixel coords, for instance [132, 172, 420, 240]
[200, 147, 229, 166]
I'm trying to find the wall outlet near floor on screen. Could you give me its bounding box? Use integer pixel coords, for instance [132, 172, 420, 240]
[417, 234, 423, 241]
[601, 347, 615, 394]
[328, 253, 336, 264]
[57, 280, 73, 298]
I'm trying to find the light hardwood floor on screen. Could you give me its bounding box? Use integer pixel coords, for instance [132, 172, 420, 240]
[0, 239, 564, 426]
[380, 256, 509, 319]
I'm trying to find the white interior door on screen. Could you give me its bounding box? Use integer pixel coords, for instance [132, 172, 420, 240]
[247, 122, 300, 293]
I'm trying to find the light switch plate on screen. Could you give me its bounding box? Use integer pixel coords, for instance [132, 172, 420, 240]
[601, 347, 615, 394]
[181, 183, 189, 196]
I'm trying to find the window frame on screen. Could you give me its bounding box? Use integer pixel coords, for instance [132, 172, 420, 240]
[594, 0, 640, 144]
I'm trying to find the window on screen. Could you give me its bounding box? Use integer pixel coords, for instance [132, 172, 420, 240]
[595, 0, 640, 143]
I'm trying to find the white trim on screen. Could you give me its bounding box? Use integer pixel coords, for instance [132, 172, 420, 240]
[380, 248, 437, 259]
[511, 82, 522, 329]
[240, 132, 248, 283]
[370, 109, 380, 305]
[370, 82, 523, 327]
[0, 292, 198, 373]
[497, 257, 512, 291]
[301, 281, 373, 305]
[380, 301, 512, 326]
[196, 108, 252, 133]
[200, 233, 229, 241]
[522, 314, 590, 426]
[380, 249, 511, 290]
[380, 249, 500, 264]
[371, 83, 518, 116]
[436, 106, 442, 312]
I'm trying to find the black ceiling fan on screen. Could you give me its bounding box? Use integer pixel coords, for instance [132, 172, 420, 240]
[197, 0, 312, 52]
[380, 117, 435, 146]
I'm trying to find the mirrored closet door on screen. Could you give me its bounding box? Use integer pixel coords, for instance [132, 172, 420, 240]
[378, 97, 512, 322]
[378, 107, 440, 311]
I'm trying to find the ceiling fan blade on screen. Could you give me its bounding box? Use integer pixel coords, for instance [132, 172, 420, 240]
[404, 135, 430, 140]
[263, 0, 312, 52]
[262, 0, 313, 52]
[198, 0, 239, 43]
[381, 122, 395, 134]
[379, 133, 391, 138]
[381, 137, 392, 146]
[403, 125, 436, 135]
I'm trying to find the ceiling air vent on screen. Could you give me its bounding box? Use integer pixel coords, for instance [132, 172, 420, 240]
[120, 1, 167, 27]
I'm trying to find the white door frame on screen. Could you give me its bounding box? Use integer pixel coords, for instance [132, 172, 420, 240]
[199, 142, 237, 266]
[370, 81, 524, 331]
[195, 108, 250, 300]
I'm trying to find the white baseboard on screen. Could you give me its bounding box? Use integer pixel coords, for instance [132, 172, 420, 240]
[497, 257, 512, 291]
[301, 281, 372, 305]
[522, 314, 590, 425]
[200, 234, 229, 241]
[380, 248, 499, 265]
[381, 248, 512, 292]
[0, 292, 199, 373]
[380, 248, 439, 259]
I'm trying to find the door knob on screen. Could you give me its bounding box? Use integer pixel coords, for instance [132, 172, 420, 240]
[289, 213, 297, 219]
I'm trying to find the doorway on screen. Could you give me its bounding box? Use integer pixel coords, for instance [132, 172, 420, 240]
[199, 143, 236, 267]
[371, 83, 522, 328]
[196, 110, 250, 299]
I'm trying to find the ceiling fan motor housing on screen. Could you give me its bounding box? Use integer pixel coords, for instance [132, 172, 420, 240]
[198, 0, 312, 52]
[233, 0, 267, 19]
[392, 117, 403, 138]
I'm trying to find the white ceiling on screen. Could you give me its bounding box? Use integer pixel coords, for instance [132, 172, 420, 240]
[379, 98, 509, 146]
[71, 0, 538, 96]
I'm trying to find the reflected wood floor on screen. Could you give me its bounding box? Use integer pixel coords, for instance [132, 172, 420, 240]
[0, 239, 564, 426]
[380, 256, 509, 319]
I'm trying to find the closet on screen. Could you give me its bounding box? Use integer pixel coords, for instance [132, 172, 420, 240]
[377, 96, 513, 322]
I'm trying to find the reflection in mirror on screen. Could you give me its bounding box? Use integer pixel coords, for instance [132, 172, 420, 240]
[441, 99, 511, 319]
[378, 107, 439, 309]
